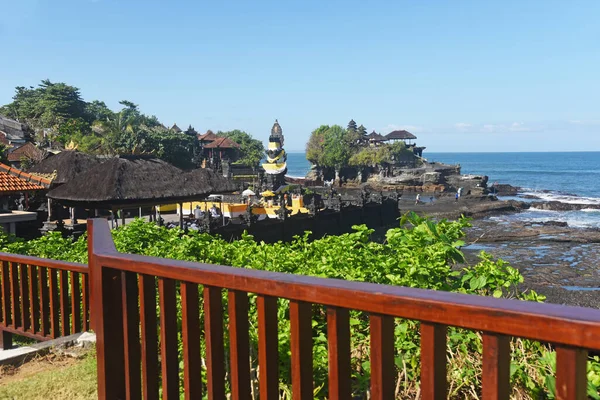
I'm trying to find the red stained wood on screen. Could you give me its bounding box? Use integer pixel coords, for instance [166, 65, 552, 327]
[85, 219, 600, 399]
[482, 333, 510, 400]
[556, 346, 587, 400]
[48, 269, 59, 337]
[139, 274, 159, 400]
[258, 295, 279, 400]
[181, 282, 201, 400]
[82, 273, 89, 332]
[38, 267, 50, 336]
[122, 271, 141, 400]
[0, 252, 86, 273]
[290, 300, 313, 400]
[0, 329, 12, 350]
[70, 272, 81, 334]
[327, 307, 351, 400]
[204, 286, 225, 400]
[159, 278, 179, 399]
[88, 219, 126, 399]
[9, 262, 20, 329]
[420, 322, 447, 400]
[370, 314, 395, 400]
[1, 261, 9, 325]
[19, 264, 30, 332]
[228, 290, 251, 400]
[93, 247, 600, 352]
[28, 265, 39, 333]
[0, 255, 87, 343]
[59, 270, 70, 336]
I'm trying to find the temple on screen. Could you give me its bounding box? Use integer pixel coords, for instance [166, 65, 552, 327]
[261, 119, 287, 190]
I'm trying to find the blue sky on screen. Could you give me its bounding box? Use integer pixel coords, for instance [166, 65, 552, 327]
[1, 0, 599, 152]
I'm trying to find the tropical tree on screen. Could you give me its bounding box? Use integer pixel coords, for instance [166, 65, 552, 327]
[307, 125, 360, 182]
[216, 130, 264, 168]
[305, 125, 330, 166]
[85, 100, 114, 122]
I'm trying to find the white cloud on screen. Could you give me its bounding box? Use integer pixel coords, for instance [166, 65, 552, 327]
[482, 124, 499, 133]
[454, 122, 472, 131]
[569, 120, 600, 126]
[508, 122, 532, 132]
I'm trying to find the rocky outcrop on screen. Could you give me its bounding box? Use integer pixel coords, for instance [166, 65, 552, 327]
[532, 201, 600, 212]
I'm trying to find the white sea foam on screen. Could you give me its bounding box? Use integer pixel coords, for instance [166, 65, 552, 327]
[508, 209, 600, 229]
[519, 189, 600, 205]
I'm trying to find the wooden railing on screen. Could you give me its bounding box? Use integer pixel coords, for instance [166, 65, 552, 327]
[0, 253, 89, 349]
[88, 218, 600, 400]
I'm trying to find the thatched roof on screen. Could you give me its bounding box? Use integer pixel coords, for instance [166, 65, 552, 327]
[365, 131, 386, 141]
[180, 168, 238, 196]
[28, 151, 102, 185]
[385, 130, 417, 140]
[171, 123, 182, 133]
[204, 137, 241, 149]
[47, 157, 237, 208]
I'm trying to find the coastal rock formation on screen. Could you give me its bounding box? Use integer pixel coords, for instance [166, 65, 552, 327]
[531, 201, 600, 212]
[342, 162, 490, 193]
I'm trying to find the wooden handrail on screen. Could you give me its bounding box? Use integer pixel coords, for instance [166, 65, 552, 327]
[89, 218, 598, 399]
[0, 253, 88, 349]
[0, 252, 88, 273]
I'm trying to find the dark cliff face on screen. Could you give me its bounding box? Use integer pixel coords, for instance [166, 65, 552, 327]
[306, 161, 488, 194]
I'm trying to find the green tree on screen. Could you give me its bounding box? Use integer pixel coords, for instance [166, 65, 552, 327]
[322, 125, 360, 181]
[0, 80, 86, 133]
[85, 100, 114, 122]
[216, 130, 264, 168]
[305, 125, 330, 166]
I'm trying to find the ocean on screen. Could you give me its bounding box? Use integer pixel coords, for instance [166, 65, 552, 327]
[286, 152, 600, 228]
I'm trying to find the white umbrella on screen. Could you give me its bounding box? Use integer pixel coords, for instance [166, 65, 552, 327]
[242, 189, 256, 196]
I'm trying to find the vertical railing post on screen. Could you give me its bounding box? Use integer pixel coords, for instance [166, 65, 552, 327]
[0, 329, 12, 350]
[420, 322, 447, 400]
[89, 219, 126, 400]
[556, 346, 588, 400]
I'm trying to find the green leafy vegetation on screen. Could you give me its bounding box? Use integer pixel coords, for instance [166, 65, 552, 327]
[0, 80, 263, 170]
[1, 215, 598, 398]
[216, 129, 265, 168]
[306, 121, 416, 181]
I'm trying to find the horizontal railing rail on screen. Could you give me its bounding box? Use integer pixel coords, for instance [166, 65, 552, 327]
[89, 219, 600, 399]
[0, 252, 89, 349]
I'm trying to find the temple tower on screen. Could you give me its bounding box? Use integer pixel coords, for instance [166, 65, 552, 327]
[262, 119, 287, 190]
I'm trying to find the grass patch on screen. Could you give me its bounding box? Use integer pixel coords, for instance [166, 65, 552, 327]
[0, 349, 97, 400]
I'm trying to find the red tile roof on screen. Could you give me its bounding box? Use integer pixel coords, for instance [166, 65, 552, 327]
[203, 137, 241, 149]
[0, 163, 51, 193]
[7, 142, 44, 162]
[197, 131, 218, 141]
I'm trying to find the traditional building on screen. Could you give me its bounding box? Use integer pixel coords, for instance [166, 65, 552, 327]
[0, 116, 30, 147]
[7, 142, 46, 168]
[0, 163, 51, 234]
[365, 131, 386, 146]
[384, 130, 425, 157]
[261, 120, 287, 190]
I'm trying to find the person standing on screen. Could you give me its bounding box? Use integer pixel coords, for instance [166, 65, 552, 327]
[455, 192, 459, 202]
[415, 193, 421, 205]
